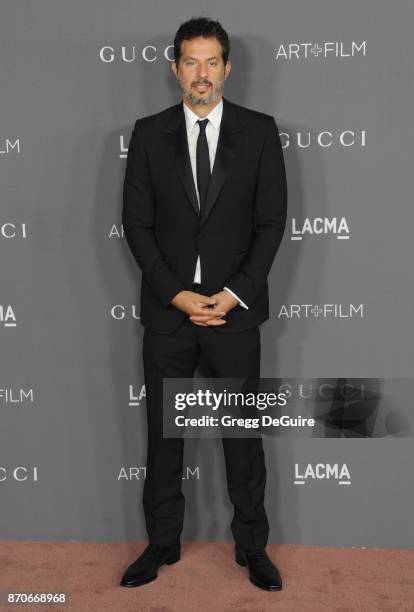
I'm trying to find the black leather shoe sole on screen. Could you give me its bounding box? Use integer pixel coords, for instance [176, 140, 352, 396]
[120, 551, 181, 588]
[249, 576, 282, 591]
[235, 549, 282, 592]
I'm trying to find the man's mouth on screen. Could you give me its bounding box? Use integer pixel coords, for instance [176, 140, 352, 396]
[193, 83, 210, 92]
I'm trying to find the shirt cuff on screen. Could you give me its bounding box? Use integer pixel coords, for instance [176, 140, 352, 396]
[223, 286, 249, 310]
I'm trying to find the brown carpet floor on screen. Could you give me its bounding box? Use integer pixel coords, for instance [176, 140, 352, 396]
[1, 540, 413, 611]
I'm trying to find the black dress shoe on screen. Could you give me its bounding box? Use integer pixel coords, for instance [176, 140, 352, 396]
[235, 546, 282, 591]
[120, 542, 181, 587]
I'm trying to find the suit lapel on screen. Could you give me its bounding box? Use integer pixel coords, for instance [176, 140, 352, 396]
[161, 96, 245, 225]
[161, 104, 199, 217]
[201, 97, 245, 225]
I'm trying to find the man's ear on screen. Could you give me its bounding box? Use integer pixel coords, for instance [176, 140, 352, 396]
[225, 61, 232, 80]
[171, 61, 178, 78]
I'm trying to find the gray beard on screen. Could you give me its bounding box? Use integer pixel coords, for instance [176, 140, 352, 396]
[181, 79, 225, 106]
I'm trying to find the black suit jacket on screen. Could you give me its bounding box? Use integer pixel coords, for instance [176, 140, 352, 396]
[122, 96, 288, 334]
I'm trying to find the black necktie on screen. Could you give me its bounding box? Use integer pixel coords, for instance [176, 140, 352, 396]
[196, 118, 210, 217]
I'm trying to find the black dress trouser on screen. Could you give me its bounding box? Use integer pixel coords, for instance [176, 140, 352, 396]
[141, 283, 270, 550]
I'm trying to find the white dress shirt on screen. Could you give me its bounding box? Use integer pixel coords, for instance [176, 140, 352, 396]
[182, 98, 248, 310]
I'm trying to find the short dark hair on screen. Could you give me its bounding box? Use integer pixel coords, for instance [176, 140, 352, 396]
[173, 17, 230, 66]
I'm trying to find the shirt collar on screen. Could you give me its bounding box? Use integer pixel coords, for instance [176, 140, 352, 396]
[182, 97, 223, 134]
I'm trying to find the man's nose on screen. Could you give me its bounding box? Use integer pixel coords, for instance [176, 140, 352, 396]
[196, 66, 209, 79]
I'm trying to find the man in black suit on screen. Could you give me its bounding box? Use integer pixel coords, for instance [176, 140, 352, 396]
[121, 17, 287, 591]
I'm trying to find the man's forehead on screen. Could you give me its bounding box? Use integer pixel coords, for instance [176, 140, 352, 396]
[181, 38, 221, 53]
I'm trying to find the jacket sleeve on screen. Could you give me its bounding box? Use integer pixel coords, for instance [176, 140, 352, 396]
[223, 115, 288, 308]
[122, 120, 185, 307]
